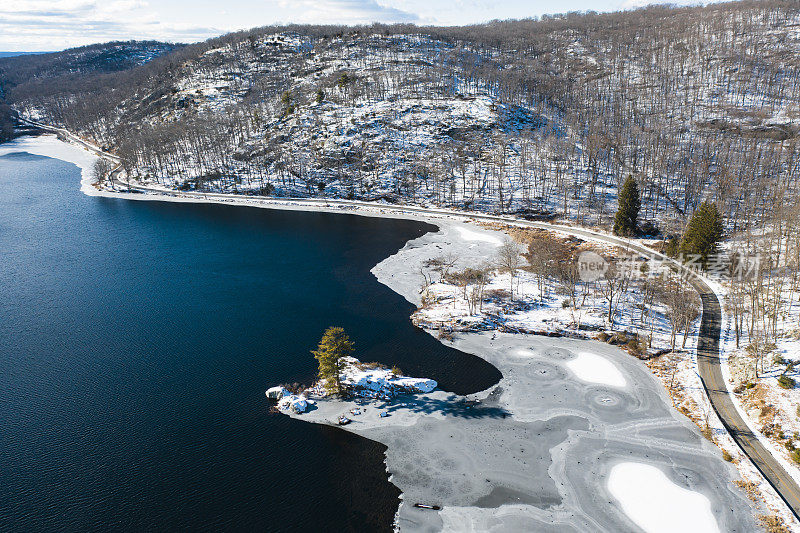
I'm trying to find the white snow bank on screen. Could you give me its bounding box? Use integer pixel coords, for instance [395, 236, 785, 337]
[265, 386, 290, 400]
[278, 394, 308, 414]
[565, 352, 627, 388]
[608, 463, 719, 533]
[455, 226, 502, 246]
[340, 357, 437, 396]
[0, 135, 100, 196]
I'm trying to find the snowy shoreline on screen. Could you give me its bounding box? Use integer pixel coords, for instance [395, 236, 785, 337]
[0, 134, 766, 531]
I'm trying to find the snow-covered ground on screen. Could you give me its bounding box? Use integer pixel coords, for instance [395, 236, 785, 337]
[17, 15, 798, 241]
[716, 260, 800, 494]
[455, 226, 503, 246]
[408, 225, 799, 529]
[413, 238, 698, 356]
[270, 356, 438, 409]
[648, 319, 800, 530]
[338, 356, 437, 396]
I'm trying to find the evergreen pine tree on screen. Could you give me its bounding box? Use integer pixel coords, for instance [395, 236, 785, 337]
[311, 327, 354, 394]
[613, 175, 640, 236]
[679, 201, 724, 267]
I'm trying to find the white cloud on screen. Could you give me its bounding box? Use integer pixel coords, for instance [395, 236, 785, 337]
[0, 0, 422, 51]
[0, 1, 219, 51]
[277, 0, 419, 24]
[0, 0, 729, 52]
[617, 0, 709, 10]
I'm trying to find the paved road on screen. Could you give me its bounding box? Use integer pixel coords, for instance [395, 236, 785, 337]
[690, 278, 800, 520]
[21, 118, 800, 520]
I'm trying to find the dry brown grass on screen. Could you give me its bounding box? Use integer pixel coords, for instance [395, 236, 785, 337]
[759, 514, 790, 533]
[734, 480, 761, 500]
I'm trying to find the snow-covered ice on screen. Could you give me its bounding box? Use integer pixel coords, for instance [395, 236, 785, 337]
[0, 135, 99, 195]
[455, 226, 502, 246]
[565, 352, 627, 388]
[608, 462, 720, 533]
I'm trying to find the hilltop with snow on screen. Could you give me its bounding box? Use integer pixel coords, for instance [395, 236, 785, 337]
[3, 1, 799, 236]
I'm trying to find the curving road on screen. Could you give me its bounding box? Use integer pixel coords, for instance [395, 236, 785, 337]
[691, 279, 800, 520]
[18, 118, 800, 521]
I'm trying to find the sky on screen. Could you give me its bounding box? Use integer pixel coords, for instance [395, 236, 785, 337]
[0, 0, 723, 52]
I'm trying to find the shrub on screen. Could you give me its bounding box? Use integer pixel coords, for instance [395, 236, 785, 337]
[778, 375, 795, 389]
[759, 514, 789, 533]
[638, 220, 660, 237]
[437, 328, 454, 341]
[722, 449, 733, 462]
[792, 449, 800, 465]
[626, 339, 646, 358]
[608, 332, 628, 345]
[597, 332, 610, 342]
[486, 288, 511, 300]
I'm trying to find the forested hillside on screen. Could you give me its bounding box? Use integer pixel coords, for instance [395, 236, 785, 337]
[0, 41, 180, 142]
[4, 1, 800, 235]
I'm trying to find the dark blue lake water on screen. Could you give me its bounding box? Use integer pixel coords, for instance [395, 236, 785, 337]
[0, 151, 500, 531]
